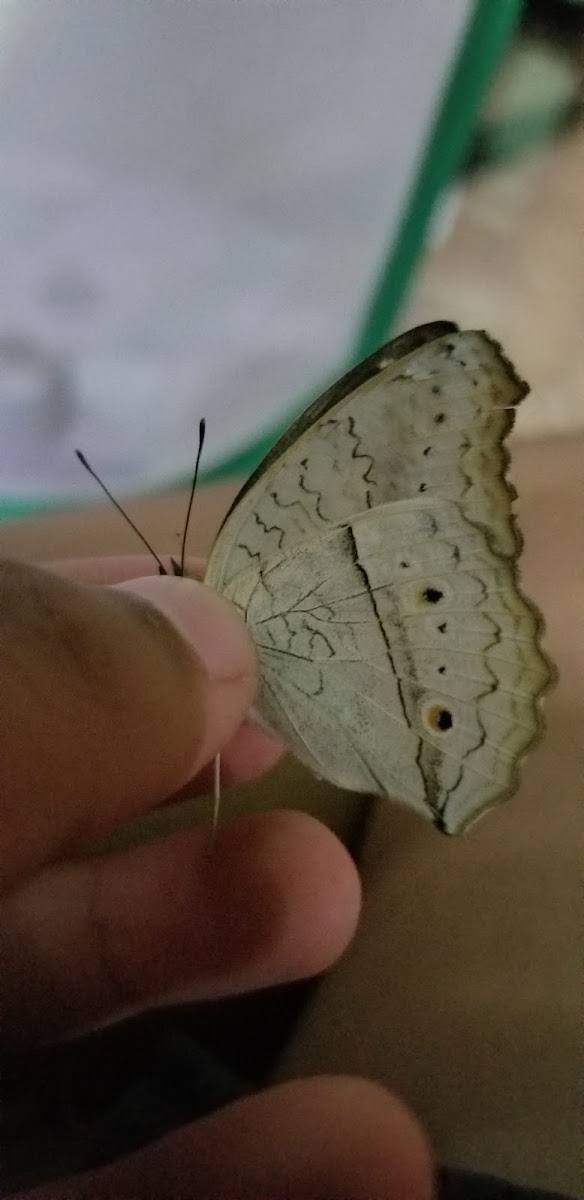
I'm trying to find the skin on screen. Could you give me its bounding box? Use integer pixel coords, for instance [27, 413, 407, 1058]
[1, 555, 433, 1199]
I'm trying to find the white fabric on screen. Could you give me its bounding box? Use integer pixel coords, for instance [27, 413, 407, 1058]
[0, 0, 471, 498]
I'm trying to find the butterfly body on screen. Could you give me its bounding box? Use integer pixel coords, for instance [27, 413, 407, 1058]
[201, 323, 553, 835]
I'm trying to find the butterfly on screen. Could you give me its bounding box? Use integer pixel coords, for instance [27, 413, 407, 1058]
[80, 321, 554, 834]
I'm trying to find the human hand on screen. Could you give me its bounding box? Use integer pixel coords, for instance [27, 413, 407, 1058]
[1, 555, 432, 1198]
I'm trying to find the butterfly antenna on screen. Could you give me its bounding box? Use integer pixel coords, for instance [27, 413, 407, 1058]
[179, 418, 206, 576]
[75, 449, 168, 575]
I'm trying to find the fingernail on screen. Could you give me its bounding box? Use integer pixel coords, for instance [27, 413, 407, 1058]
[117, 575, 256, 682]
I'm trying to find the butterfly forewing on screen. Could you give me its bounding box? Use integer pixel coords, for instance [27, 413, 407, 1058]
[205, 327, 527, 592]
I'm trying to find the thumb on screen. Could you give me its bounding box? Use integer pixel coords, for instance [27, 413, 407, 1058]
[0, 560, 256, 891]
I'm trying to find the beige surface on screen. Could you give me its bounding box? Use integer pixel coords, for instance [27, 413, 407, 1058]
[1, 435, 581, 1193]
[401, 121, 584, 439]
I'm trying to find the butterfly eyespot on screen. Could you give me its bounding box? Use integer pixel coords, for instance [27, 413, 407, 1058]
[421, 586, 443, 604]
[423, 703, 454, 734]
[414, 583, 448, 610]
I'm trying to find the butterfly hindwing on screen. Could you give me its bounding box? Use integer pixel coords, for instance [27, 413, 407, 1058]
[222, 498, 549, 834]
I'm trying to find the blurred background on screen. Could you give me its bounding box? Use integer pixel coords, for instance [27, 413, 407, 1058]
[402, 0, 584, 440]
[0, 0, 581, 525]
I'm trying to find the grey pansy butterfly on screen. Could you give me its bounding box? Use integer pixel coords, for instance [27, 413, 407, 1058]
[203, 321, 554, 835]
[79, 320, 554, 835]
